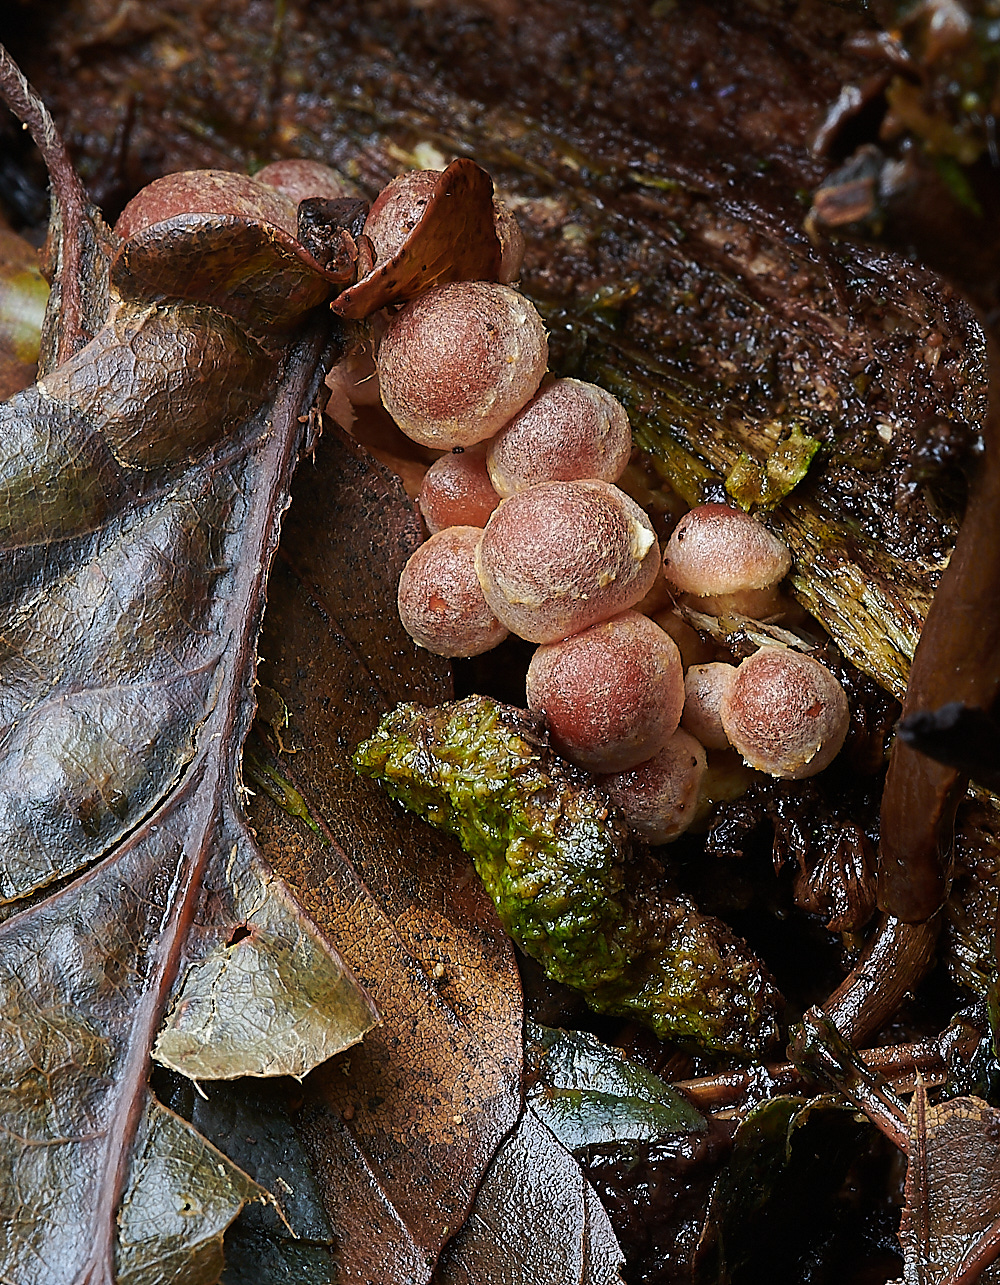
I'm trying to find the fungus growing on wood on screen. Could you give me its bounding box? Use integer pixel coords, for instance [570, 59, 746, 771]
[378, 281, 548, 448]
[418, 444, 501, 533]
[486, 377, 632, 497]
[397, 525, 508, 657]
[720, 646, 850, 779]
[681, 662, 737, 751]
[598, 730, 708, 844]
[475, 479, 660, 643]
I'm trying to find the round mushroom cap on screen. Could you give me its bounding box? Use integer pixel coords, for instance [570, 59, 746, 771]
[663, 504, 792, 597]
[720, 646, 849, 779]
[397, 526, 508, 657]
[681, 662, 737, 751]
[253, 159, 361, 204]
[475, 479, 660, 644]
[526, 610, 685, 773]
[418, 445, 501, 534]
[598, 729, 708, 844]
[364, 169, 440, 262]
[378, 282, 548, 448]
[487, 377, 632, 497]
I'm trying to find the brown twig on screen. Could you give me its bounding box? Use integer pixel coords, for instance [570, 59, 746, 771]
[0, 41, 89, 360]
[674, 1034, 950, 1116]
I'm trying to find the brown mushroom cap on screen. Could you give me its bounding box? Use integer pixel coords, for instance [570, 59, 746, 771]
[663, 504, 792, 598]
[486, 377, 632, 498]
[526, 610, 685, 773]
[364, 169, 440, 262]
[418, 445, 501, 534]
[598, 729, 708, 844]
[397, 526, 508, 657]
[719, 646, 850, 779]
[681, 662, 737, 751]
[253, 159, 361, 204]
[475, 479, 660, 644]
[378, 282, 548, 448]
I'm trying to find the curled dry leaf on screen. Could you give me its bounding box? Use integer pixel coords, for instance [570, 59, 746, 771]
[332, 158, 502, 320]
[0, 49, 377, 1284]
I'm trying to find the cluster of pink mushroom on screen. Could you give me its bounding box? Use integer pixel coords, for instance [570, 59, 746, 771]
[344, 168, 851, 843]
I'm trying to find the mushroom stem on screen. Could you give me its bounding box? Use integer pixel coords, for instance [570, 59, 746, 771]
[879, 336, 1000, 922]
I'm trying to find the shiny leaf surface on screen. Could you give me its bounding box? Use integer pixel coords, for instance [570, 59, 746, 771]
[0, 52, 376, 1283]
[434, 1110, 625, 1285]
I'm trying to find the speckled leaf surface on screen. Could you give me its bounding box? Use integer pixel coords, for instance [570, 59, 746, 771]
[243, 426, 522, 1284]
[0, 53, 375, 1284]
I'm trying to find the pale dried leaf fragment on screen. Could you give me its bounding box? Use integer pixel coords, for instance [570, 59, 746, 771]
[897, 1083, 1000, 1285]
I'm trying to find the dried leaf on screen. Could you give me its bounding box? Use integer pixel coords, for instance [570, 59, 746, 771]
[243, 425, 522, 1283]
[433, 1110, 625, 1285]
[0, 54, 376, 1282]
[185, 1079, 337, 1285]
[117, 1099, 265, 1285]
[898, 1085, 1000, 1285]
[332, 158, 501, 319]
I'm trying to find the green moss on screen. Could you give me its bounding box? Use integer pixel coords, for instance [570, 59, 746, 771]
[355, 695, 780, 1056]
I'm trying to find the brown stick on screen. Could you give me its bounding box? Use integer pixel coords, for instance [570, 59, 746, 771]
[879, 338, 1000, 921]
[0, 42, 89, 361]
[674, 1036, 950, 1115]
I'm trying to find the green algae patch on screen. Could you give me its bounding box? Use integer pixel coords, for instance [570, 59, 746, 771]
[354, 694, 780, 1056]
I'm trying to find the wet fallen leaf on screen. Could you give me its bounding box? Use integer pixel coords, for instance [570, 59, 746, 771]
[433, 1109, 625, 1285]
[897, 1083, 1000, 1285]
[243, 424, 522, 1283]
[694, 1095, 871, 1285]
[525, 1021, 705, 1155]
[0, 58, 375, 1283]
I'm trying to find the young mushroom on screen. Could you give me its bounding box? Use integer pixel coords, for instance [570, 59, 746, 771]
[662, 503, 792, 619]
[526, 610, 685, 773]
[475, 479, 660, 643]
[598, 729, 708, 844]
[418, 444, 501, 533]
[719, 646, 850, 779]
[680, 662, 737, 751]
[397, 526, 508, 657]
[378, 281, 548, 448]
[486, 377, 633, 497]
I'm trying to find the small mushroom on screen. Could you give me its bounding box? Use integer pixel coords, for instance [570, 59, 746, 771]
[681, 662, 737, 751]
[364, 168, 525, 282]
[397, 526, 508, 657]
[720, 646, 850, 779]
[475, 479, 660, 644]
[486, 376, 633, 498]
[378, 281, 548, 448]
[418, 444, 501, 534]
[662, 503, 792, 619]
[598, 729, 708, 844]
[526, 610, 685, 773]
